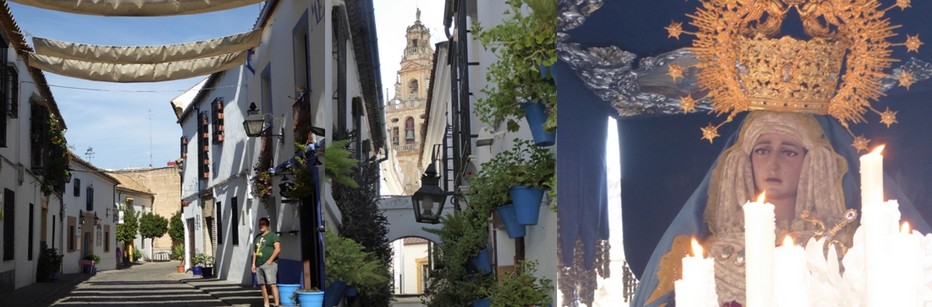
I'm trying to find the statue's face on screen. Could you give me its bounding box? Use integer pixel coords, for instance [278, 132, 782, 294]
[750, 133, 806, 202]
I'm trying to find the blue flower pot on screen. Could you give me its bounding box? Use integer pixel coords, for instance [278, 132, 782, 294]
[277, 284, 300, 307]
[520, 102, 555, 147]
[472, 297, 492, 307]
[323, 280, 347, 307]
[496, 204, 525, 238]
[296, 290, 324, 307]
[539, 64, 556, 81]
[468, 247, 493, 275]
[191, 266, 202, 276]
[510, 186, 546, 225]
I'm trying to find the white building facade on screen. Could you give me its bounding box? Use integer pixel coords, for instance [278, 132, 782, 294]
[63, 156, 118, 274]
[0, 5, 73, 292]
[175, 0, 385, 288]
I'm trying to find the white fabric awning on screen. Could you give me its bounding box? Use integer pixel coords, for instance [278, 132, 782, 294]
[32, 30, 261, 64]
[9, 0, 264, 16]
[28, 51, 247, 82]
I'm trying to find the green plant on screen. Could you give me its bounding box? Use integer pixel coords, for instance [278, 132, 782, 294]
[116, 205, 139, 245]
[490, 260, 553, 307]
[324, 231, 390, 296]
[139, 212, 169, 246]
[168, 211, 184, 243]
[252, 164, 273, 198]
[423, 208, 495, 306]
[191, 253, 214, 267]
[503, 138, 555, 188]
[37, 248, 63, 281]
[323, 139, 359, 188]
[466, 152, 513, 212]
[332, 153, 393, 306]
[547, 170, 557, 212]
[171, 244, 185, 264]
[473, 0, 557, 132]
[83, 254, 101, 263]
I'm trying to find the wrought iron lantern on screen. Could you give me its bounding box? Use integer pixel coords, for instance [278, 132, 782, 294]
[411, 162, 447, 224]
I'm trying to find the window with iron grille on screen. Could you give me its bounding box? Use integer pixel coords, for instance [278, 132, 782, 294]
[73, 178, 81, 197]
[198, 111, 210, 180]
[7, 65, 17, 119]
[180, 136, 188, 159]
[86, 185, 94, 211]
[211, 98, 224, 143]
[30, 105, 49, 169]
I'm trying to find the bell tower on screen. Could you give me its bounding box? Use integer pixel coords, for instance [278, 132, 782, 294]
[384, 9, 435, 195]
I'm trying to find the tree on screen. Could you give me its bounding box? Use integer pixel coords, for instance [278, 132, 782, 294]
[168, 210, 184, 244]
[115, 205, 139, 263]
[332, 143, 392, 307]
[139, 212, 169, 261]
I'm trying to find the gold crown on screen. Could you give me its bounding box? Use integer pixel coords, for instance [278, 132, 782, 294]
[668, 0, 923, 151]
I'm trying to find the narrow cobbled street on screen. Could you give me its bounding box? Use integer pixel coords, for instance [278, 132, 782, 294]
[2, 262, 263, 306]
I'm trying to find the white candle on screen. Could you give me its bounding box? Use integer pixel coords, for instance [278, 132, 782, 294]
[773, 236, 809, 307]
[890, 222, 923, 306]
[859, 145, 885, 207]
[675, 238, 719, 307]
[744, 193, 775, 307]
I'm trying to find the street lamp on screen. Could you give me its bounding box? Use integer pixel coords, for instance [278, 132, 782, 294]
[242, 102, 284, 142]
[411, 162, 447, 224]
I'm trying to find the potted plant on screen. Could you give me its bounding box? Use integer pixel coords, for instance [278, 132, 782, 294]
[503, 139, 555, 225]
[252, 164, 274, 199]
[201, 254, 215, 278]
[37, 248, 63, 282]
[490, 260, 554, 307]
[323, 231, 390, 306]
[192, 253, 205, 276]
[82, 254, 100, 274]
[467, 148, 526, 238]
[172, 244, 185, 273]
[474, 0, 557, 146]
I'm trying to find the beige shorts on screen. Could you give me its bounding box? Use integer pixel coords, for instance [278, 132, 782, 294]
[256, 262, 278, 285]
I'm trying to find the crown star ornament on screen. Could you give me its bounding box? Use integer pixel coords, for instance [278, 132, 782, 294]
[670, 0, 920, 144]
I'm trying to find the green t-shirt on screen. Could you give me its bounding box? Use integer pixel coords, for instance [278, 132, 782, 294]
[254, 231, 280, 265]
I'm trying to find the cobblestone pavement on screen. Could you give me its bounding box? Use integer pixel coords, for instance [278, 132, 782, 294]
[1, 261, 264, 307]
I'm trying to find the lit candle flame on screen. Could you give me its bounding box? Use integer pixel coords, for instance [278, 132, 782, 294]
[756, 192, 767, 203]
[691, 238, 704, 257]
[870, 145, 886, 155]
[782, 235, 794, 246]
[901, 221, 911, 234]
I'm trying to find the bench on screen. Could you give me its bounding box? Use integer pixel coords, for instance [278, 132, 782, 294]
[153, 251, 171, 262]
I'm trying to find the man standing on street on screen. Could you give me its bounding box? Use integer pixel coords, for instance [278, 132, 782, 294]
[253, 217, 281, 307]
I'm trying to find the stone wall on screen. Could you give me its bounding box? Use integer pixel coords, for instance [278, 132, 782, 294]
[113, 167, 181, 252]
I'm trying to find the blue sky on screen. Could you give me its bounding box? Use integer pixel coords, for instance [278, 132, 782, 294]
[8, 1, 443, 170]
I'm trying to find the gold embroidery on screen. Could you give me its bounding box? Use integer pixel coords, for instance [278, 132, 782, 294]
[646, 235, 693, 305]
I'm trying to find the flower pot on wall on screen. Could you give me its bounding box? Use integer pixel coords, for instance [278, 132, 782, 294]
[471, 297, 492, 307]
[277, 284, 300, 307]
[468, 247, 493, 275]
[323, 280, 347, 307]
[495, 204, 525, 238]
[520, 102, 555, 147]
[510, 186, 546, 225]
[296, 290, 324, 307]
